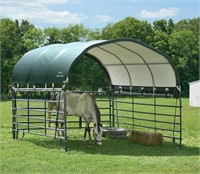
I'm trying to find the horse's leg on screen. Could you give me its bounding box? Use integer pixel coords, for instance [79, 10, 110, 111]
[55, 114, 61, 137]
[83, 118, 91, 141]
[58, 114, 65, 137]
[83, 117, 87, 141]
[87, 126, 92, 143]
[55, 121, 60, 137]
[60, 122, 64, 137]
[83, 127, 87, 141]
[83, 123, 92, 144]
[47, 100, 56, 127]
[83, 126, 92, 143]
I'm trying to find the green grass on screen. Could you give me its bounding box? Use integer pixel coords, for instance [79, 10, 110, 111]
[1, 98, 200, 174]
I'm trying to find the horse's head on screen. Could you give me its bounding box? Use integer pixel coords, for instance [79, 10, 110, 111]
[93, 124, 102, 145]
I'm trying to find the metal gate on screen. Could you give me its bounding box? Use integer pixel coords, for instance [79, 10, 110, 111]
[11, 84, 111, 151]
[110, 86, 182, 148]
[11, 86, 68, 151]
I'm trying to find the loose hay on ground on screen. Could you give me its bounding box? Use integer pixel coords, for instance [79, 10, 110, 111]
[129, 130, 163, 146]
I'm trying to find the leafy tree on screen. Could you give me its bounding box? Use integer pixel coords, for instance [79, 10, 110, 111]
[86, 28, 102, 41]
[152, 30, 169, 54]
[169, 30, 199, 95]
[102, 17, 153, 44]
[60, 24, 90, 43]
[153, 19, 168, 33]
[0, 19, 43, 98]
[44, 27, 62, 45]
[167, 19, 175, 34]
[153, 19, 175, 35]
[44, 24, 92, 45]
[21, 25, 43, 52]
[18, 20, 35, 36]
[101, 23, 114, 39]
[174, 18, 200, 37]
[0, 19, 22, 97]
[68, 55, 109, 91]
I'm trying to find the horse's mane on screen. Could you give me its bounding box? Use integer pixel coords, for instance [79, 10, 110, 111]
[95, 103, 101, 126]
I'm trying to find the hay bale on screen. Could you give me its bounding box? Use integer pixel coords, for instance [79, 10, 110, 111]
[129, 130, 163, 146]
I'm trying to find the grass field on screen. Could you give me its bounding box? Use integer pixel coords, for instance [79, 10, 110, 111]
[0, 98, 200, 174]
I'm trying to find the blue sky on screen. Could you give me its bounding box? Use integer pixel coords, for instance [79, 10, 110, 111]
[0, 0, 199, 29]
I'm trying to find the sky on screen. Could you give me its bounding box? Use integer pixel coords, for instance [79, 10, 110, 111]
[0, 0, 199, 29]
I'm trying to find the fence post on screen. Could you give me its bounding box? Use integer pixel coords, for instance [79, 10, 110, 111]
[63, 90, 67, 151]
[11, 86, 17, 139]
[111, 87, 115, 128]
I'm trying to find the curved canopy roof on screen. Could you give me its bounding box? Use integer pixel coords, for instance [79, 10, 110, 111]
[12, 38, 180, 88]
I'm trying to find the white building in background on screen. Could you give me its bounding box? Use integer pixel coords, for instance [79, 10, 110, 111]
[189, 80, 200, 107]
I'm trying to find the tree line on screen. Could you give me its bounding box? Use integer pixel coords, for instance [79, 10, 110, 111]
[1, 17, 199, 98]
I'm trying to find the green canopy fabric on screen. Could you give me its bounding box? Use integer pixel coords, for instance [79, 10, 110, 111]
[12, 38, 180, 88]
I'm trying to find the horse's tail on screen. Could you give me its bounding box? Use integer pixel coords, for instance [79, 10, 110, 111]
[47, 93, 57, 127]
[95, 102, 101, 127]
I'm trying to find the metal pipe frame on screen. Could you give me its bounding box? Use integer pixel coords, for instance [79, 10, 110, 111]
[11, 84, 182, 150]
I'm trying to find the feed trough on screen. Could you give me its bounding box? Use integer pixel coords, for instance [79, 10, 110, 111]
[102, 127, 127, 139]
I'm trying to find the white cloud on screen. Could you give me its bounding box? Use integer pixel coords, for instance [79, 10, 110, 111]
[39, 0, 81, 5]
[0, 0, 87, 27]
[1, 0, 71, 6]
[95, 15, 113, 22]
[0, 0, 114, 28]
[140, 7, 181, 19]
[39, 0, 70, 5]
